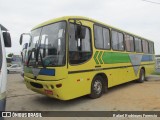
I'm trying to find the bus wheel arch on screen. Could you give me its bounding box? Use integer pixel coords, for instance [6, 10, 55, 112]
[98, 73, 108, 93]
[141, 67, 145, 75]
[89, 73, 108, 99]
[137, 67, 145, 83]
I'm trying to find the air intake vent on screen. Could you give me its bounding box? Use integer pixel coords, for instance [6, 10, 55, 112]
[30, 82, 43, 88]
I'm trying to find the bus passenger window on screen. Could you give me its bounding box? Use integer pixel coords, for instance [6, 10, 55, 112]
[135, 37, 142, 52]
[112, 30, 124, 51]
[103, 28, 110, 49]
[125, 34, 134, 52]
[94, 25, 110, 50]
[94, 25, 103, 49]
[142, 40, 149, 53]
[69, 24, 92, 64]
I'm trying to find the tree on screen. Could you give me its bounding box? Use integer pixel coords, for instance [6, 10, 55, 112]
[8, 53, 14, 57]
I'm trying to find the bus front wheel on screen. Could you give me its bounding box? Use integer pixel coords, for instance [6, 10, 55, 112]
[137, 69, 145, 83]
[89, 75, 103, 99]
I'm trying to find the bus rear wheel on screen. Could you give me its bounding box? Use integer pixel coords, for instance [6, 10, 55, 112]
[137, 69, 145, 83]
[89, 75, 103, 99]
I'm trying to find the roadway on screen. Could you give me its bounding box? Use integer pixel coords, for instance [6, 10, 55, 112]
[5, 73, 160, 120]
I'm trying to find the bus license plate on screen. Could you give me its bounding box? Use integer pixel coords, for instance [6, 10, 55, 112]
[44, 90, 53, 95]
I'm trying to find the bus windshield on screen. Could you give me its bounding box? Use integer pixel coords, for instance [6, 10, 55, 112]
[28, 21, 66, 67]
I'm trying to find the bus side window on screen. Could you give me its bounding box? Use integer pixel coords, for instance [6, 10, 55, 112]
[125, 34, 134, 52]
[111, 30, 124, 51]
[142, 40, 149, 53]
[94, 25, 110, 50]
[69, 23, 92, 64]
[135, 37, 142, 53]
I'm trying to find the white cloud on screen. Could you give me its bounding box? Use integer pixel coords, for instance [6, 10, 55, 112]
[0, 0, 160, 55]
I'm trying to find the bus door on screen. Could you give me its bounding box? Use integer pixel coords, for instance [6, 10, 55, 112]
[68, 20, 93, 94]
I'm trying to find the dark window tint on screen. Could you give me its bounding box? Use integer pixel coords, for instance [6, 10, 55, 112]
[142, 40, 149, 53]
[112, 30, 124, 51]
[125, 34, 134, 52]
[69, 24, 92, 64]
[149, 42, 154, 54]
[135, 37, 142, 52]
[94, 25, 110, 49]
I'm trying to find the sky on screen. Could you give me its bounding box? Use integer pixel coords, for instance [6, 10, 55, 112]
[0, 0, 160, 55]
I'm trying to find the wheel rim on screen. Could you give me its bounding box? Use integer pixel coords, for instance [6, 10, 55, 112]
[93, 80, 102, 94]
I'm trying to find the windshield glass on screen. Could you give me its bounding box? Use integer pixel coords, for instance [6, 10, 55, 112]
[28, 21, 66, 67]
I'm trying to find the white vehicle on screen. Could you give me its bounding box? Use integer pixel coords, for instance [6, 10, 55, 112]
[0, 24, 11, 111]
[155, 56, 160, 69]
[7, 64, 22, 74]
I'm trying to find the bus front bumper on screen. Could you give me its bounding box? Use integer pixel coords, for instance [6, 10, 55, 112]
[24, 76, 72, 100]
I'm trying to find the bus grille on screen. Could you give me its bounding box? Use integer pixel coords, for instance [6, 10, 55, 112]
[30, 82, 43, 88]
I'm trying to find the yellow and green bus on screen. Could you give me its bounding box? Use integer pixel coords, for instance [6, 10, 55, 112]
[20, 16, 155, 100]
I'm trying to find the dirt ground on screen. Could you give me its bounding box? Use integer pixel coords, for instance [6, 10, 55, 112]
[5, 74, 160, 120]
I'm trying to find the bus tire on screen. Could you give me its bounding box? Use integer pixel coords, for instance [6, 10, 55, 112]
[137, 69, 145, 83]
[89, 75, 103, 99]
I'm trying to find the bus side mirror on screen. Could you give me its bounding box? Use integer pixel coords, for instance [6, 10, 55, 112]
[19, 34, 23, 45]
[3, 32, 11, 47]
[19, 33, 32, 46]
[75, 25, 86, 40]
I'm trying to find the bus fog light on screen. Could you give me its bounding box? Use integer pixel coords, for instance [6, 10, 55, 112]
[56, 84, 62, 88]
[51, 85, 54, 89]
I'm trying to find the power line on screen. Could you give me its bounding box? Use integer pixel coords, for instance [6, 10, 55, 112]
[142, 0, 160, 5]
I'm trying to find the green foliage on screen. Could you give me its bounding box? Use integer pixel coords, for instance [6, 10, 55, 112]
[8, 53, 14, 57]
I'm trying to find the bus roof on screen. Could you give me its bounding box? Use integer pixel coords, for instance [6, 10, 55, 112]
[31, 16, 153, 42]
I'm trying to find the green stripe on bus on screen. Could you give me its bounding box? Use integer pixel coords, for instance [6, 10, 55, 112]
[98, 51, 103, 64]
[94, 51, 99, 64]
[102, 52, 130, 64]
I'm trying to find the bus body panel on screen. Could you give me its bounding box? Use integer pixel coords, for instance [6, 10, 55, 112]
[0, 26, 7, 110]
[23, 16, 155, 100]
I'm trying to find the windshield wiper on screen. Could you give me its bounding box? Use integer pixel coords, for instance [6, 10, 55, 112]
[27, 47, 45, 68]
[35, 44, 45, 68]
[27, 48, 35, 67]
